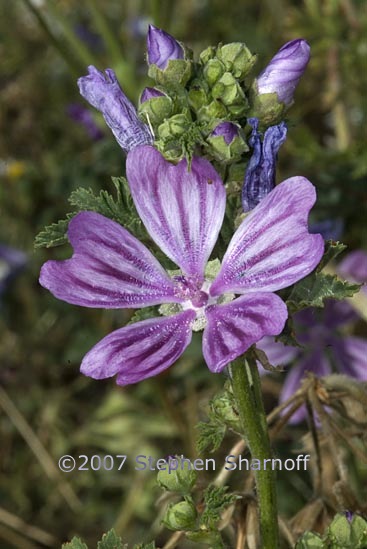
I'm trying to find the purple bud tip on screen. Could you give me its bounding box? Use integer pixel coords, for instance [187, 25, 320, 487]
[77, 66, 152, 152]
[147, 24, 184, 70]
[211, 122, 239, 145]
[140, 87, 165, 104]
[256, 39, 310, 105]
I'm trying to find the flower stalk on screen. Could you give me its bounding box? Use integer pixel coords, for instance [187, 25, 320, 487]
[229, 356, 279, 549]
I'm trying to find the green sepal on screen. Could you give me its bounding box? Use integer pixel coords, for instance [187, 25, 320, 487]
[157, 111, 192, 140]
[139, 95, 173, 126]
[188, 83, 210, 112]
[157, 456, 197, 495]
[216, 42, 257, 80]
[148, 57, 192, 87]
[162, 500, 198, 531]
[212, 72, 248, 116]
[199, 45, 216, 65]
[197, 100, 228, 123]
[295, 531, 324, 548]
[248, 88, 285, 126]
[203, 58, 226, 87]
[206, 127, 248, 164]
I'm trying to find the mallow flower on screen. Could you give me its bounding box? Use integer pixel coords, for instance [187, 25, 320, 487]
[147, 25, 184, 70]
[39, 146, 323, 385]
[78, 66, 152, 152]
[256, 39, 310, 106]
[258, 300, 367, 423]
[242, 118, 287, 212]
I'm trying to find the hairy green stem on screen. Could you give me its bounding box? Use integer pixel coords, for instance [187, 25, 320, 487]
[230, 356, 279, 549]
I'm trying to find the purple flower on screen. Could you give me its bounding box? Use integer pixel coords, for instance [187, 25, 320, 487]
[140, 87, 165, 104]
[40, 146, 323, 385]
[67, 103, 104, 141]
[211, 122, 239, 145]
[147, 25, 184, 70]
[258, 300, 367, 423]
[338, 250, 367, 295]
[0, 244, 27, 294]
[78, 66, 152, 152]
[242, 118, 287, 212]
[256, 39, 310, 106]
[310, 218, 344, 242]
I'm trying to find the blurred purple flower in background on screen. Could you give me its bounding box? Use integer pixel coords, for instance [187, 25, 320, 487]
[0, 244, 27, 295]
[40, 146, 323, 385]
[78, 66, 152, 152]
[147, 25, 184, 70]
[258, 299, 367, 423]
[256, 39, 310, 105]
[211, 122, 240, 145]
[74, 23, 103, 51]
[242, 118, 287, 212]
[339, 250, 367, 295]
[310, 218, 344, 242]
[67, 103, 104, 141]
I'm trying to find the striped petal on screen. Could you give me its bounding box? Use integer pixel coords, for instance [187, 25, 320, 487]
[202, 292, 287, 373]
[210, 177, 324, 296]
[331, 336, 367, 380]
[126, 145, 226, 280]
[80, 310, 195, 385]
[39, 211, 179, 308]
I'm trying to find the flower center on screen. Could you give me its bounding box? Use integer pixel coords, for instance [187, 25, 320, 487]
[172, 275, 209, 308]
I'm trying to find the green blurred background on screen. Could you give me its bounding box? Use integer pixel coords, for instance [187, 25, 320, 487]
[0, 0, 366, 547]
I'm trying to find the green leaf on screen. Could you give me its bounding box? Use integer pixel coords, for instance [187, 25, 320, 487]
[133, 543, 156, 549]
[196, 419, 226, 454]
[97, 528, 125, 549]
[35, 216, 73, 248]
[316, 240, 347, 272]
[286, 272, 360, 314]
[62, 537, 89, 549]
[128, 306, 159, 325]
[275, 317, 300, 348]
[200, 485, 238, 530]
[295, 531, 324, 548]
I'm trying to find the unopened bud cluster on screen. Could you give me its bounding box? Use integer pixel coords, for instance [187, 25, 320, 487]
[78, 25, 310, 210]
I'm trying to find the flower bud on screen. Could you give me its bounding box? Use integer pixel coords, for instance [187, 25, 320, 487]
[157, 456, 197, 494]
[203, 58, 225, 87]
[242, 118, 287, 212]
[217, 42, 257, 80]
[78, 66, 152, 152]
[158, 112, 192, 141]
[207, 122, 248, 163]
[139, 88, 173, 126]
[255, 39, 310, 106]
[210, 389, 241, 430]
[139, 87, 165, 103]
[163, 500, 198, 531]
[212, 73, 248, 116]
[147, 25, 184, 70]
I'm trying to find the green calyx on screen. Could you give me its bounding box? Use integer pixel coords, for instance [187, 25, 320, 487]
[162, 500, 198, 531]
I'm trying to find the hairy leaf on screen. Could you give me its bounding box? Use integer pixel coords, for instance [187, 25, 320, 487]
[287, 272, 360, 314]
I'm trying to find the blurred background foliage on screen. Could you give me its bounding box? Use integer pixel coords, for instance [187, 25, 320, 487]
[0, 0, 366, 547]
